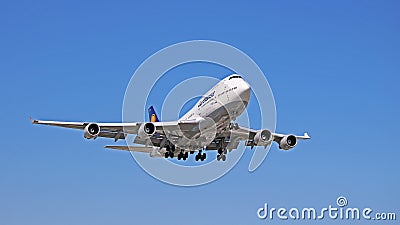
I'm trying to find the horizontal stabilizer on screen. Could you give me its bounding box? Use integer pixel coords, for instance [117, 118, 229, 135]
[104, 145, 153, 153]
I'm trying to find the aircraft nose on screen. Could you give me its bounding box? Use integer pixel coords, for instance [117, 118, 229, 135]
[238, 79, 251, 102]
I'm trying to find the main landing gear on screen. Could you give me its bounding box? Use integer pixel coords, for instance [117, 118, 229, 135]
[177, 150, 189, 160]
[165, 145, 189, 160]
[164, 145, 175, 158]
[195, 150, 206, 161]
[164, 146, 209, 162]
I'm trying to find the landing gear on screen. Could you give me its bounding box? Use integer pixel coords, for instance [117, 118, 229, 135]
[195, 150, 206, 161]
[217, 147, 227, 161]
[216, 153, 226, 161]
[164, 151, 175, 158]
[165, 144, 175, 158]
[229, 122, 239, 130]
[177, 150, 189, 160]
[165, 146, 208, 162]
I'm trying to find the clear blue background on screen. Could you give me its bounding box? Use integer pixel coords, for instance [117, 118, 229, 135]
[1, 0, 399, 224]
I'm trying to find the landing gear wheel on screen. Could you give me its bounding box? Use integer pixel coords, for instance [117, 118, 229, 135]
[195, 150, 205, 162]
[169, 152, 174, 158]
[216, 154, 226, 161]
[177, 150, 185, 160]
[221, 154, 226, 161]
[184, 152, 189, 158]
[165, 151, 169, 158]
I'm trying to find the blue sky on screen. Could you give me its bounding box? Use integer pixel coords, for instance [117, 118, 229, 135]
[1, 0, 399, 224]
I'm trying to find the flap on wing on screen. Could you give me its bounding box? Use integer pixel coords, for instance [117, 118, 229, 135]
[98, 131, 126, 140]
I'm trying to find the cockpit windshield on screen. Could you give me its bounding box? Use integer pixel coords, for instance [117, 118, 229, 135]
[228, 75, 242, 80]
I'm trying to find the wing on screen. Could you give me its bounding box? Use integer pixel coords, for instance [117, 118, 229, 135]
[238, 126, 310, 149]
[271, 132, 310, 140]
[31, 117, 310, 151]
[207, 125, 310, 151]
[30, 117, 136, 141]
[30, 117, 201, 142]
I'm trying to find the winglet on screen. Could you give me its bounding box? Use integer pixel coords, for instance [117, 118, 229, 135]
[295, 132, 311, 139]
[30, 117, 38, 124]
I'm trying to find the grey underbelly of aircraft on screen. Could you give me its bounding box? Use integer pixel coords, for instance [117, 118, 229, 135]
[170, 100, 249, 150]
[131, 99, 249, 151]
[203, 100, 249, 123]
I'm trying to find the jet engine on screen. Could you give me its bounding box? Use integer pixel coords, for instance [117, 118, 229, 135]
[137, 122, 156, 138]
[279, 135, 297, 150]
[84, 123, 100, 139]
[254, 129, 272, 146]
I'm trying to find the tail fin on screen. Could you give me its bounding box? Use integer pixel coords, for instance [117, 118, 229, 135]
[148, 106, 159, 122]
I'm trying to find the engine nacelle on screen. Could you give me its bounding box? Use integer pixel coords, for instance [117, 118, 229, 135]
[137, 122, 156, 138]
[279, 135, 297, 150]
[254, 129, 272, 146]
[84, 123, 100, 139]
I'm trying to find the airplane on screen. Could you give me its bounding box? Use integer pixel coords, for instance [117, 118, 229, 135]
[31, 74, 310, 161]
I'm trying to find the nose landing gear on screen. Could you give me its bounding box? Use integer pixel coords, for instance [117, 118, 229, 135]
[229, 122, 239, 130]
[216, 147, 227, 161]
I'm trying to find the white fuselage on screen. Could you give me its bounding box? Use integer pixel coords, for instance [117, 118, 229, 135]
[180, 75, 250, 137]
[140, 75, 252, 151]
[182, 75, 250, 122]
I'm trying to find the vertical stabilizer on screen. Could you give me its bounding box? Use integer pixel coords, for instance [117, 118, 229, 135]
[148, 106, 159, 122]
